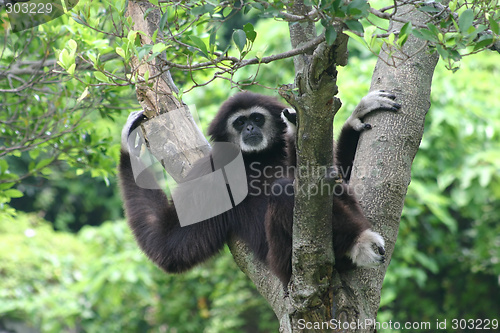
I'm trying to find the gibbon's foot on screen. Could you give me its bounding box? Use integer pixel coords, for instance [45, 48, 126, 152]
[346, 90, 401, 132]
[347, 229, 386, 268]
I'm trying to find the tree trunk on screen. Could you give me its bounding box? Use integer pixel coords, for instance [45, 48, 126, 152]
[126, 0, 210, 178]
[280, 1, 348, 330]
[331, 4, 439, 331]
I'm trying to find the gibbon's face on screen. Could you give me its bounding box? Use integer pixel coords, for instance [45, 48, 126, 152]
[226, 107, 277, 153]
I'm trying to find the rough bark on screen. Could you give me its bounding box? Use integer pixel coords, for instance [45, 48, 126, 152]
[331, 4, 439, 331]
[127, 0, 183, 116]
[277, 2, 349, 331]
[126, 0, 209, 179]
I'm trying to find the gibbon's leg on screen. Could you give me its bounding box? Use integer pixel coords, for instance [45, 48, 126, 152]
[119, 112, 230, 273]
[336, 90, 400, 181]
[331, 183, 385, 269]
[265, 178, 295, 287]
[265, 179, 386, 286]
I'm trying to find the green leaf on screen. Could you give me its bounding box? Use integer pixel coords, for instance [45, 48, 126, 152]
[387, 33, 395, 45]
[193, 3, 215, 16]
[128, 30, 138, 43]
[87, 52, 98, 66]
[35, 158, 53, 170]
[489, 16, 499, 35]
[0, 183, 14, 190]
[5, 189, 23, 198]
[344, 30, 365, 46]
[346, 0, 369, 18]
[138, 44, 153, 61]
[41, 168, 52, 176]
[152, 43, 168, 54]
[94, 71, 109, 82]
[0, 159, 8, 174]
[448, 49, 462, 61]
[364, 25, 376, 46]
[232, 29, 247, 52]
[152, 28, 159, 44]
[427, 23, 440, 36]
[209, 28, 217, 53]
[58, 49, 73, 69]
[449, 0, 458, 11]
[159, 11, 168, 31]
[458, 9, 474, 34]
[325, 25, 337, 45]
[68, 39, 77, 52]
[116, 47, 126, 59]
[345, 20, 364, 33]
[243, 22, 253, 34]
[473, 36, 494, 51]
[400, 22, 412, 36]
[222, 6, 232, 17]
[243, 23, 256, 42]
[67, 63, 76, 75]
[436, 45, 449, 59]
[189, 36, 208, 58]
[77, 87, 90, 103]
[149, 0, 158, 6]
[29, 149, 39, 160]
[398, 22, 412, 46]
[414, 28, 438, 42]
[71, 14, 86, 25]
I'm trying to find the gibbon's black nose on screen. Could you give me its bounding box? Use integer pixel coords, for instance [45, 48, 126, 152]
[378, 246, 386, 256]
[246, 124, 254, 132]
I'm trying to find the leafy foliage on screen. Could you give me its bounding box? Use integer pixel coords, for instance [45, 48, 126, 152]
[0, 211, 278, 332]
[0, 12, 139, 211]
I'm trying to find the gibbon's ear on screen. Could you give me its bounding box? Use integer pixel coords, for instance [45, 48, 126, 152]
[281, 108, 297, 136]
[121, 111, 146, 153]
[281, 108, 296, 126]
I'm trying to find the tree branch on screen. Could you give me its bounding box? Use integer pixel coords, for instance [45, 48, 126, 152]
[162, 34, 326, 72]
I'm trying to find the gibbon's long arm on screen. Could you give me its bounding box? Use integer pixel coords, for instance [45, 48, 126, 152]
[335, 90, 400, 181]
[119, 112, 230, 273]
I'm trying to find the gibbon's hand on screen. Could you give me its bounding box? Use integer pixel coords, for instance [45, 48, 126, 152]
[347, 90, 401, 132]
[121, 110, 146, 153]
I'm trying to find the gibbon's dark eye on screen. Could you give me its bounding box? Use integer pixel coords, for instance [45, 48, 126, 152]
[233, 117, 246, 130]
[250, 113, 265, 126]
